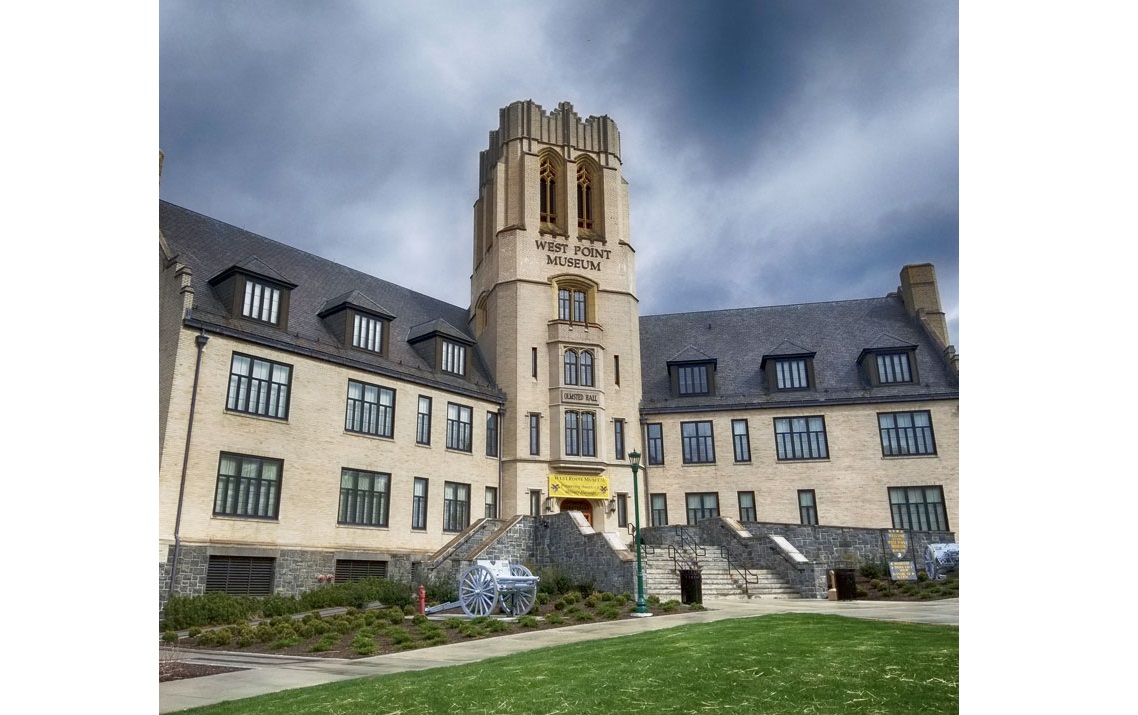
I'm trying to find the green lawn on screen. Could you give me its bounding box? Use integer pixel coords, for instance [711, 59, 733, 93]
[181, 614, 958, 714]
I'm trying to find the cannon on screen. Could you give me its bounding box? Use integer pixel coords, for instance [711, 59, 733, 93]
[457, 559, 540, 617]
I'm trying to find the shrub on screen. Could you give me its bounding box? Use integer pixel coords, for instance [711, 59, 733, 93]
[661, 600, 680, 612]
[309, 634, 339, 652]
[859, 561, 887, 580]
[687, 603, 707, 612]
[855, 587, 869, 598]
[917, 570, 929, 582]
[573, 610, 595, 622]
[518, 615, 540, 628]
[260, 594, 302, 618]
[583, 595, 599, 608]
[597, 606, 621, 620]
[411, 614, 429, 626]
[162, 592, 258, 631]
[535, 592, 551, 606]
[575, 580, 595, 596]
[255, 623, 275, 642]
[388, 629, 413, 645]
[647, 595, 661, 606]
[351, 629, 378, 655]
[424, 582, 459, 605]
[196, 627, 233, 647]
[380, 607, 406, 625]
[538, 567, 574, 595]
[443, 618, 464, 630]
[162, 630, 179, 644]
[187, 627, 202, 638]
[544, 613, 565, 625]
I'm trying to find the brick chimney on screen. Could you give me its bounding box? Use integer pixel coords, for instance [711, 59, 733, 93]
[899, 263, 957, 373]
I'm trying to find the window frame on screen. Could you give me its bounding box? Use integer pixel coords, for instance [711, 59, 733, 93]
[681, 420, 716, 464]
[415, 396, 432, 445]
[685, 492, 720, 525]
[650, 493, 668, 527]
[878, 410, 937, 457]
[529, 489, 543, 517]
[647, 422, 664, 465]
[226, 353, 292, 420]
[484, 486, 498, 519]
[344, 379, 395, 438]
[677, 364, 710, 396]
[738, 491, 756, 522]
[351, 313, 386, 354]
[798, 489, 818, 526]
[443, 481, 471, 532]
[241, 277, 283, 326]
[616, 492, 629, 528]
[529, 413, 541, 455]
[774, 416, 829, 461]
[614, 418, 626, 461]
[564, 410, 596, 457]
[411, 477, 428, 530]
[860, 347, 920, 386]
[731, 419, 751, 462]
[579, 350, 594, 387]
[485, 411, 500, 457]
[446, 402, 473, 453]
[888, 486, 949, 532]
[772, 357, 812, 391]
[213, 452, 282, 520]
[337, 468, 391, 527]
[564, 349, 578, 385]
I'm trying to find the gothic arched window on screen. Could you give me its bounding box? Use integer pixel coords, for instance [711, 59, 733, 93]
[577, 164, 593, 229]
[564, 349, 578, 385]
[580, 350, 594, 387]
[540, 156, 557, 224]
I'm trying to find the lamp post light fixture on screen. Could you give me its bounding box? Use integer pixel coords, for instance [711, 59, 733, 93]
[627, 449, 651, 616]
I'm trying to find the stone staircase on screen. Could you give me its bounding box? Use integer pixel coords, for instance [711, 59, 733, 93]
[641, 544, 801, 600]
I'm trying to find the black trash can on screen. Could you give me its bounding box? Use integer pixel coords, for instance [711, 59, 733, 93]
[679, 569, 703, 604]
[831, 569, 857, 600]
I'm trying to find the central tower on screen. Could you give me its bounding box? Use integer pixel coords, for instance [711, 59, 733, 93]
[470, 100, 642, 531]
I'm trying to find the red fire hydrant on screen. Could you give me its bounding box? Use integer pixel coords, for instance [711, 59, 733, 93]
[418, 585, 427, 615]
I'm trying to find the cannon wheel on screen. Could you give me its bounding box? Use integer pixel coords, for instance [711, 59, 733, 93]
[459, 564, 499, 617]
[500, 564, 537, 616]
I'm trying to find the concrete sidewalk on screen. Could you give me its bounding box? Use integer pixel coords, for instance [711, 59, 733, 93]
[159, 597, 958, 713]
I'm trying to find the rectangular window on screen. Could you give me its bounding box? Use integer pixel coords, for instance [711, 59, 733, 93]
[443, 481, 471, 532]
[647, 423, 664, 465]
[685, 492, 719, 525]
[484, 487, 498, 519]
[213, 453, 282, 519]
[226, 353, 291, 420]
[617, 493, 629, 528]
[731, 419, 751, 462]
[416, 396, 432, 445]
[614, 355, 620, 386]
[334, 559, 388, 583]
[681, 421, 715, 464]
[206, 555, 274, 596]
[242, 279, 280, 325]
[879, 411, 937, 456]
[774, 417, 829, 461]
[677, 364, 709, 395]
[889, 486, 949, 531]
[442, 340, 467, 376]
[529, 414, 541, 455]
[485, 411, 499, 457]
[563, 411, 596, 457]
[876, 352, 913, 384]
[352, 314, 384, 353]
[532, 347, 538, 378]
[558, 289, 571, 321]
[338, 468, 390, 527]
[775, 358, 810, 390]
[345, 380, 394, 438]
[650, 493, 668, 527]
[446, 403, 473, 452]
[530, 489, 543, 517]
[573, 290, 587, 322]
[798, 489, 818, 526]
[614, 419, 626, 461]
[411, 478, 428, 530]
[738, 491, 756, 522]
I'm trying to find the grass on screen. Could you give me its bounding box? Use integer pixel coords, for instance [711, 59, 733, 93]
[176, 614, 957, 714]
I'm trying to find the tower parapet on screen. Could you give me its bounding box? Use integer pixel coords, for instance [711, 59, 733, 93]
[480, 100, 621, 189]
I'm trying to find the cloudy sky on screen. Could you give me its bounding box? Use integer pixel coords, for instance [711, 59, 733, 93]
[159, 0, 958, 347]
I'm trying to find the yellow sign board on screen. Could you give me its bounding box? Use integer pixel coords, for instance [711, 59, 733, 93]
[548, 474, 610, 499]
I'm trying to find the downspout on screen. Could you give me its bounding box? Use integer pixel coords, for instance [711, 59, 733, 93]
[167, 331, 209, 600]
[497, 405, 505, 518]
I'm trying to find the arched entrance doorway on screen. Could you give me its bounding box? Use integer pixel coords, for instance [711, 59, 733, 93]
[560, 498, 593, 525]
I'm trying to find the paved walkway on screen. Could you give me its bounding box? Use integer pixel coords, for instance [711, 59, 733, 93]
[159, 597, 958, 713]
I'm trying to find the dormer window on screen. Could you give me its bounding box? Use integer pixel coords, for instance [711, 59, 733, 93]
[677, 364, 709, 395]
[209, 259, 296, 331]
[760, 348, 816, 392]
[442, 339, 467, 376]
[352, 313, 384, 353]
[243, 278, 281, 324]
[859, 345, 919, 386]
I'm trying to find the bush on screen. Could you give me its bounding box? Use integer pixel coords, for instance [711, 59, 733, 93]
[538, 567, 574, 595]
[687, 603, 707, 612]
[661, 600, 680, 612]
[518, 615, 540, 628]
[597, 606, 621, 620]
[544, 613, 565, 625]
[162, 630, 179, 644]
[917, 570, 929, 582]
[859, 561, 887, 580]
[187, 627, 202, 638]
[162, 592, 258, 631]
[309, 633, 339, 652]
[260, 594, 302, 618]
[424, 582, 459, 605]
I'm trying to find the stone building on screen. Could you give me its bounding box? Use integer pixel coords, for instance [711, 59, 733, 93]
[158, 100, 958, 601]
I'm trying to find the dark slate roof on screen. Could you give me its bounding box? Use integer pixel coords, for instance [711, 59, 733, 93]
[160, 201, 502, 401]
[407, 318, 474, 345]
[639, 296, 958, 413]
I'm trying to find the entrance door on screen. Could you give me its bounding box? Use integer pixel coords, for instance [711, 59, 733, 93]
[560, 498, 593, 525]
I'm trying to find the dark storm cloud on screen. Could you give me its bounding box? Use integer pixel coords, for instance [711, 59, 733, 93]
[160, 0, 958, 347]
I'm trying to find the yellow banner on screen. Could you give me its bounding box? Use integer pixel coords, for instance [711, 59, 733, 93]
[548, 473, 610, 499]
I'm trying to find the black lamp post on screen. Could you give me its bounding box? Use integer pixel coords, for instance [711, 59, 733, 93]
[627, 449, 651, 616]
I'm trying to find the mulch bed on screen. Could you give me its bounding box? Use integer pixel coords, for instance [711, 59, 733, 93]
[160, 661, 247, 683]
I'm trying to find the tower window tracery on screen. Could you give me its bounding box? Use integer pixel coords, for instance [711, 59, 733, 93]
[540, 156, 557, 224]
[577, 164, 593, 230]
